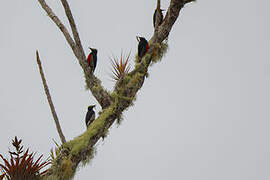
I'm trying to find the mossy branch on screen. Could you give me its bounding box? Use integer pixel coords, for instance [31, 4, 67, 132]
[151, 0, 195, 43]
[43, 43, 168, 179]
[39, 0, 195, 179]
[37, 0, 111, 109]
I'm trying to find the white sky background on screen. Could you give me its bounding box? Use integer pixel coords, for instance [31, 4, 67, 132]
[0, 0, 270, 179]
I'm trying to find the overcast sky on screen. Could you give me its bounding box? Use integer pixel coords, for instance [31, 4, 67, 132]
[1, 0, 270, 179]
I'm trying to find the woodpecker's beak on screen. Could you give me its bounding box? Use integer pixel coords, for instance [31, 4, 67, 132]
[136, 36, 140, 42]
[161, 9, 165, 11]
[89, 47, 93, 51]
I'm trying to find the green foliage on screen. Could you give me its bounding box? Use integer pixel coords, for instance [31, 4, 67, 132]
[46, 156, 74, 180]
[64, 106, 114, 157]
[44, 38, 170, 180]
[50, 148, 60, 164]
[50, 140, 61, 163]
[50, 149, 55, 161]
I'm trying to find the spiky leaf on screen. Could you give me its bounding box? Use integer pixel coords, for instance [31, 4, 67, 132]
[0, 137, 50, 180]
[110, 52, 131, 81]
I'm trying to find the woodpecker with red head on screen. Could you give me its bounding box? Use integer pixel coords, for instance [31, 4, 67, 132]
[153, 0, 164, 28]
[136, 36, 149, 60]
[87, 47, 98, 73]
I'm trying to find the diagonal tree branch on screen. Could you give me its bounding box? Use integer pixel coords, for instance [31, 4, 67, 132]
[37, 0, 80, 60]
[151, 0, 195, 43]
[60, 0, 85, 60]
[43, 0, 195, 179]
[37, 0, 112, 109]
[36, 50, 66, 144]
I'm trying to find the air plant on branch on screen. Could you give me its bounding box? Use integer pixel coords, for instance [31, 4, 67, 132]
[0, 136, 50, 180]
[110, 52, 131, 82]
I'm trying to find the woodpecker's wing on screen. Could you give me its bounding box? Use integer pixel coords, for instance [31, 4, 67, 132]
[138, 42, 147, 58]
[138, 42, 144, 58]
[89, 53, 97, 73]
[85, 110, 95, 127]
[153, 9, 157, 27]
[92, 53, 97, 71]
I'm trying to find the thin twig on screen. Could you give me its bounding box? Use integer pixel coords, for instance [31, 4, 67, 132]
[38, 0, 112, 109]
[36, 50, 66, 144]
[44, 0, 194, 177]
[40, 0, 195, 178]
[37, 0, 81, 60]
[59, 0, 112, 109]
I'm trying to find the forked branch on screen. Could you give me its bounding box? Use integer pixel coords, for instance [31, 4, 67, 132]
[151, 0, 196, 43]
[60, 0, 85, 59]
[37, 0, 80, 60]
[37, 0, 112, 109]
[37, 0, 195, 179]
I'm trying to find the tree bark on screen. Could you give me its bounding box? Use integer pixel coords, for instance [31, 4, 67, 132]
[37, 0, 195, 179]
[36, 51, 66, 144]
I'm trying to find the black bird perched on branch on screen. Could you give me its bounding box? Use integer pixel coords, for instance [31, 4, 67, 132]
[153, 0, 164, 28]
[87, 48, 98, 73]
[85, 105, 95, 128]
[136, 36, 149, 60]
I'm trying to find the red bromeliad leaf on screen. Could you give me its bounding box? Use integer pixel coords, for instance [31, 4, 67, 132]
[0, 165, 8, 174]
[0, 155, 11, 171]
[0, 174, 5, 180]
[0, 137, 50, 179]
[110, 52, 131, 81]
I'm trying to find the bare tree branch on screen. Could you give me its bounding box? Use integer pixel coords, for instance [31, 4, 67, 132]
[151, 0, 195, 43]
[42, 0, 195, 179]
[36, 50, 66, 144]
[37, 0, 112, 109]
[60, 0, 85, 60]
[37, 0, 81, 60]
